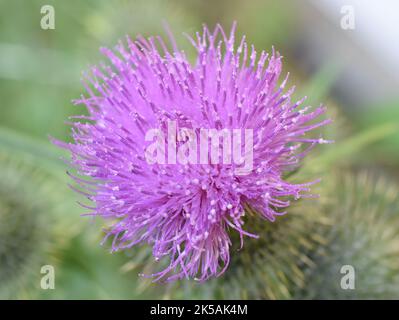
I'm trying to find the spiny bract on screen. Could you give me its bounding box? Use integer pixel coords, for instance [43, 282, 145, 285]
[296, 171, 399, 299]
[54, 23, 331, 281]
[0, 154, 71, 298]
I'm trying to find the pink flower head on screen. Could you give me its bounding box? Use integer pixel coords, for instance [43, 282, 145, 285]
[54, 23, 331, 282]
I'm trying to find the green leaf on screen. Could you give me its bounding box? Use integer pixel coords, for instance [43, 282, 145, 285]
[0, 126, 66, 180]
[300, 62, 342, 106]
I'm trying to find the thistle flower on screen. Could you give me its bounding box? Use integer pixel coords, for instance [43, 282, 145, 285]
[296, 171, 399, 299]
[54, 23, 331, 282]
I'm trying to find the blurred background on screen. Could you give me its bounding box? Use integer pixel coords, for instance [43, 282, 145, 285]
[0, 0, 398, 299]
